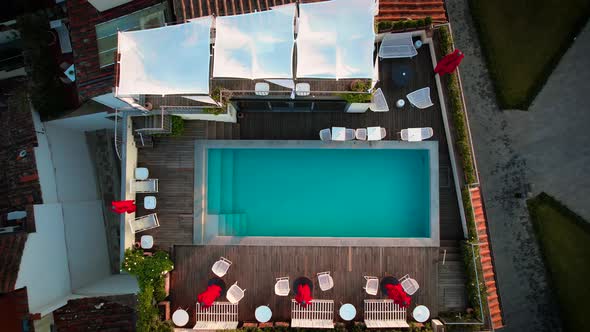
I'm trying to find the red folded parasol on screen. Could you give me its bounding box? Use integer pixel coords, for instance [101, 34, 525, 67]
[294, 284, 313, 307]
[197, 284, 222, 309]
[111, 200, 136, 214]
[385, 283, 411, 308]
[434, 49, 464, 76]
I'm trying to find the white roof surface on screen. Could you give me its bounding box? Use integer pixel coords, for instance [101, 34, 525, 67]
[296, 0, 376, 79]
[117, 17, 213, 96]
[213, 4, 296, 79]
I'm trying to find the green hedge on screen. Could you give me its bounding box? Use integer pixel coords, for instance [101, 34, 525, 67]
[376, 17, 432, 33]
[123, 249, 174, 332]
[438, 26, 477, 184]
[227, 322, 432, 332]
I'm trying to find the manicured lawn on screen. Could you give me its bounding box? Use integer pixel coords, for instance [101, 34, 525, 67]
[527, 193, 590, 331]
[469, 0, 590, 109]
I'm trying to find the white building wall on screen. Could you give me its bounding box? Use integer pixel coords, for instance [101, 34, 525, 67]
[15, 204, 74, 316]
[45, 111, 114, 133]
[75, 274, 139, 296]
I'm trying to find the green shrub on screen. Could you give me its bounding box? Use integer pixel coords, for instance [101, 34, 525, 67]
[461, 242, 487, 321]
[415, 19, 425, 27]
[123, 249, 174, 331]
[425, 16, 432, 26]
[438, 26, 477, 184]
[403, 20, 416, 29]
[169, 115, 184, 136]
[392, 21, 405, 30]
[203, 108, 226, 115]
[339, 93, 371, 103]
[377, 21, 392, 31]
[350, 80, 371, 92]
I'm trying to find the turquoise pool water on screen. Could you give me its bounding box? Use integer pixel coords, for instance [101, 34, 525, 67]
[207, 148, 430, 238]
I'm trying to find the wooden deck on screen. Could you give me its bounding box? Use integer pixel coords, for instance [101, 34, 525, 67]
[171, 245, 439, 325]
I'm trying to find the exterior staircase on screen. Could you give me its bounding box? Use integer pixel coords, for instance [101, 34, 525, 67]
[205, 121, 240, 139]
[438, 240, 467, 312]
[469, 186, 504, 330]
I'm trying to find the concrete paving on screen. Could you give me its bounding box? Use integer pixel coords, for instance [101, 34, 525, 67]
[504, 22, 590, 221]
[446, 0, 564, 331]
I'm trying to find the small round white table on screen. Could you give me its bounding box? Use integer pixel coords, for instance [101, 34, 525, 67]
[140, 235, 154, 249]
[172, 309, 189, 327]
[396, 99, 405, 108]
[135, 167, 149, 180]
[255, 305, 272, 323]
[144, 196, 157, 210]
[414, 40, 423, 49]
[413, 305, 430, 323]
[339, 303, 357, 321]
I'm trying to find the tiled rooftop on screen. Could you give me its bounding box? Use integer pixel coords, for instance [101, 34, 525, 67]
[0, 233, 28, 293]
[53, 295, 136, 331]
[66, 0, 163, 100]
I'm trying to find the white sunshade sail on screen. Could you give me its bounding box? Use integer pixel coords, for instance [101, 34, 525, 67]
[296, 0, 376, 79]
[117, 17, 212, 96]
[213, 4, 296, 79]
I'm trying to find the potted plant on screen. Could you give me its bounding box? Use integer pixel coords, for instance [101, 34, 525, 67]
[341, 80, 372, 113]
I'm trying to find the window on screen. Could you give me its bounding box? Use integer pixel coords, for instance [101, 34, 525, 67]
[95, 3, 168, 67]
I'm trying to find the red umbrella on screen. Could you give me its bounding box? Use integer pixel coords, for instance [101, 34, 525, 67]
[434, 49, 464, 76]
[111, 200, 136, 214]
[197, 284, 222, 309]
[294, 284, 313, 307]
[385, 283, 411, 308]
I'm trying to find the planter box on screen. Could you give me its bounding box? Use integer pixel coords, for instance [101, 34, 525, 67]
[346, 102, 371, 113]
[158, 300, 170, 320]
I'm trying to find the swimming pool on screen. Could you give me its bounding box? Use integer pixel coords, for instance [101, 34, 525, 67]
[196, 140, 439, 246]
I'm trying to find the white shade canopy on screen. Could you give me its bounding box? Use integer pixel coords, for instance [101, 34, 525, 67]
[117, 17, 213, 96]
[213, 4, 296, 79]
[296, 0, 376, 79]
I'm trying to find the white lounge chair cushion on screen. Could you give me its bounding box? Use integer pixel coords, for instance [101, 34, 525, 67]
[319, 128, 331, 141]
[275, 278, 290, 296]
[317, 272, 334, 291]
[355, 128, 367, 140]
[226, 283, 245, 303]
[212, 257, 232, 277]
[255, 82, 270, 96]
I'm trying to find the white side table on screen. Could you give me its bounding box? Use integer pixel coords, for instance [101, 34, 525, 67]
[414, 40, 423, 49]
[367, 126, 382, 141]
[413, 305, 430, 323]
[172, 309, 189, 327]
[396, 99, 405, 108]
[144, 196, 157, 210]
[255, 305, 272, 323]
[331, 127, 346, 141]
[135, 168, 149, 180]
[339, 303, 356, 321]
[141, 235, 154, 249]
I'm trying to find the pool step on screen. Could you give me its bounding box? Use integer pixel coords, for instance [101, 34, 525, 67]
[218, 213, 247, 236]
[220, 150, 235, 213]
[207, 149, 222, 214]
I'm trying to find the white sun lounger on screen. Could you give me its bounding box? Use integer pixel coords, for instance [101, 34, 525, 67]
[132, 179, 159, 193]
[399, 274, 420, 296]
[400, 127, 434, 142]
[291, 299, 334, 328]
[345, 129, 355, 141]
[194, 302, 238, 330]
[364, 299, 409, 328]
[317, 272, 334, 291]
[275, 277, 290, 296]
[319, 128, 331, 141]
[212, 257, 232, 277]
[130, 213, 160, 233]
[355, 128, 367, 140]
[378, 33, 417, 59]
[364, 276, 379, 296]
[406, 87, 433, 109]
[226, 282, 246, 304]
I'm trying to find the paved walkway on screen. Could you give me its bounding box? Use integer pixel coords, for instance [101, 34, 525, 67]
[504, 22, 590, 221]
[446, 1, 563, 331]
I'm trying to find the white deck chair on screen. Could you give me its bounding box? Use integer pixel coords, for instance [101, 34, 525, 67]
[380, 128, 387, 140]
[406, 87, 434, 109]
[319, 128, 331, 141]
[345, 129, 355, 141]
[130, 213, 160, 233]
[226, 282, 246, 304]
[355, 128, 367, 140]
[378, 32, 417, 59]
[363, 276, 379, 296]
[400, 127, 434, 142]
[132, 179, 159, 193]
[275, 277, 290, 296]
[254, 82, 270, 96]
[317, 272, 334, 291]
[399, 274, 420, 296]
[370, 88, 389, 112]
[211, 257, 232, 277]
[295, 83, 311, 96]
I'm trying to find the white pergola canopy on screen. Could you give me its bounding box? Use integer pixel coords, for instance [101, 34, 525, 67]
[213, 4, 296, 79]
[296, 0, 376, 79]
[117, 17, 212, 96]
